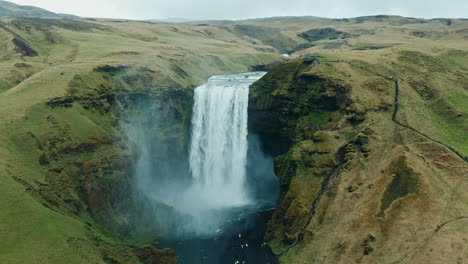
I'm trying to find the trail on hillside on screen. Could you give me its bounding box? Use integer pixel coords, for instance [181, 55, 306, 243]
[345, 60, 467, 162]
[275, 57, 467, 258]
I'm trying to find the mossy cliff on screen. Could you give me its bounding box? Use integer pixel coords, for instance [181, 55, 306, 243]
[2, 65, 195, 264]
[248, 57, 467, 264]
[249, 59, 351, 155]
[249, 58, 354, 250]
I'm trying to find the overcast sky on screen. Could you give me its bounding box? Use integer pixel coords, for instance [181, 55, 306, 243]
[6, 0, 468, 20]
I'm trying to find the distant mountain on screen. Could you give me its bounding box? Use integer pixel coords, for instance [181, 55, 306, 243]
[0, 0, 76, 18]
[148, 17, 194, 23]
[152, 16, 323, 25]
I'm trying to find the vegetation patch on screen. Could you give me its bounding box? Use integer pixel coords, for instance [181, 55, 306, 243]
[292, 42, 316, 52]
[12, 37, 38, 56]
[0, 1, 68, 18]
[377, 157, 420, 218]
[398, 50, 446, 72]
[10, 18, 106, 32]
[232, 24, 298, 53]
[352, 44, 394, 50]
[411, 31, 427, 38]
[298, 27, 356, 42]
[296, 110, 335, 133]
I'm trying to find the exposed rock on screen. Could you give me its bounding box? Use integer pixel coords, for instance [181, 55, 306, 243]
[135, 247, 177, 264]
[298, 27, 356, 42]
[250, 61, 284, 72]
[282, 231, 297, 245]
[360, 235, 376, 255]
[12, 37, 38, 56]
[46, 97, 74, 108]
[38, 153, 50, 165]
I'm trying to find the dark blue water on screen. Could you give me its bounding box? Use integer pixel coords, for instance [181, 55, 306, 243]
[160, 208, 279, 264]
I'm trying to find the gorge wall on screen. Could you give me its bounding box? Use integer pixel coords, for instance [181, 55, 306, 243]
[3, 64, 199, 263]
[248, 57, 467, 264]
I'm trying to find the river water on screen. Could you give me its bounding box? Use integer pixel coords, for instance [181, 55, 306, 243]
[160, 207, 279, 264]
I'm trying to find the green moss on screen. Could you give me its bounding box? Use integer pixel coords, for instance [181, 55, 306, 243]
[0, 80, 13, 92]
[269, 239, 290, 255]
[0, 109, 108, 264]
[249, 59, 349, 146]
[377, 158, 420, 218]
[398, 49, 467, 154]
[298, 27, 354, 42]
[306, 82, 320, 95]
[438, 50, 468, 72]
[301, 110, 334, 128]
[398, 50, 447, 73]
[0, 178, 95, 264]
[344, 131, 358, 141]
[232, 24, 298, 53]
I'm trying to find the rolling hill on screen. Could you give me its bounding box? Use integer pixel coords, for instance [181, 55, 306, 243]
[0, 0, 75, 18]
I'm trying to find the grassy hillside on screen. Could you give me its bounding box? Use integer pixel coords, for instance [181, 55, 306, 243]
[247, 16, 468, 264]
[0, 14, 466, 264]
[0, 1, 74, 18]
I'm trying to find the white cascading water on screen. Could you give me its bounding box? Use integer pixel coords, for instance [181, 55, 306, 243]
[187, 72, 266, 211]
[126, 72, 270, 237]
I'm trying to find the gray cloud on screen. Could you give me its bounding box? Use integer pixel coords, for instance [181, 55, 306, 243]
[7, 0, 468, 20]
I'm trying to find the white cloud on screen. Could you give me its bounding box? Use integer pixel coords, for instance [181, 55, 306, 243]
[5, 0, 468, 20]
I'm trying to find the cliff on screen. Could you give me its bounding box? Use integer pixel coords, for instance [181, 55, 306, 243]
[248, 51, 467, 263]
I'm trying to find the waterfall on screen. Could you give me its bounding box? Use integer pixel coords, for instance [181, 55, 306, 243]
[188, 72, 266, 209]
[124, 71, 274, 237]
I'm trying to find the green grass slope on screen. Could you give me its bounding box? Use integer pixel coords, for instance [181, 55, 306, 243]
[0, 1, 75, 18]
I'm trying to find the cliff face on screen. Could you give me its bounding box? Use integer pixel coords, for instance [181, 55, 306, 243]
[248, 57, 467, 264]
[3, 65, 195, 263]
